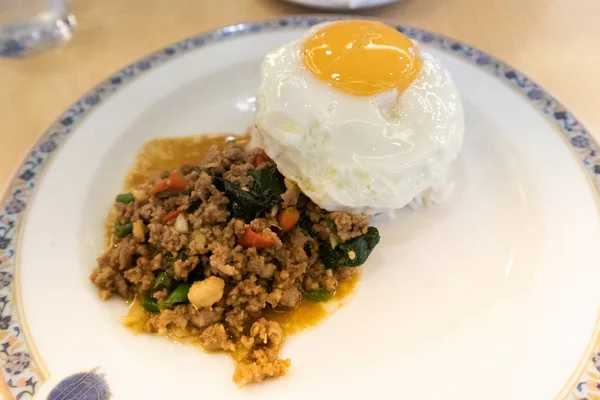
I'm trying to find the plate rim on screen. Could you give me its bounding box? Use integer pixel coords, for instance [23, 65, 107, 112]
[281, 0, 400, 10]
[0, 15, 599, 399]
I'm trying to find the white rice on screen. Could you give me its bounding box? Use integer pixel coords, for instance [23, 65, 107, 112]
[408, 178, 455, 210]
[369, 177, 455, 223]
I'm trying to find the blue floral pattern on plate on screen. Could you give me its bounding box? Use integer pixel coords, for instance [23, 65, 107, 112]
[48, 370, 109, 400]
[0, 15, 598, 399]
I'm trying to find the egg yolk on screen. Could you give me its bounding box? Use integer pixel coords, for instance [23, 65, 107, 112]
[301, 20, 423, 97]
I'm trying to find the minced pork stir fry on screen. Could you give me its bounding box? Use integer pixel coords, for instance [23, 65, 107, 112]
[90, 142, 380, 385]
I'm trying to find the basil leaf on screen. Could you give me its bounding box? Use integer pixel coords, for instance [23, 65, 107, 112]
[248, 167, 286, 207]
[161, 283, 191, 309]
[320, 226, 380, 269]
[213, 177, 265, 222]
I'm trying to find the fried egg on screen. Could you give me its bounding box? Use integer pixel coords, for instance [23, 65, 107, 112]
[253, 20, 464, 215]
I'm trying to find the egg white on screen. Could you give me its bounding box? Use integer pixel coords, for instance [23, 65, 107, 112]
[253, 23, 465, 215]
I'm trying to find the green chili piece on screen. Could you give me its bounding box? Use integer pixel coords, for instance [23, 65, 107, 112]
[150, 271, 175, 294]
[113, 223, 133, 238]
[115, 192, 134, 204]
[141, 293, 159, 313]
[177, 248, 188, 261]
[161, 283, 191, 309]
[303, 288, 333, 302]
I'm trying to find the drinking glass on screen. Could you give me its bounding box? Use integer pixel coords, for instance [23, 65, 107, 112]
[0, 0, 75, 57]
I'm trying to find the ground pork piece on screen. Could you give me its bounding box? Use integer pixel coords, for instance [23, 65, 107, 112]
[135, 253, 163, 272]
[202, 219, 244, 247]
[305, 202, 333, 241]
[96, 242, 120, 269]
[328, 211, 369, 241]
[118, 242, 136, 270]
[181, 166, 199, 179]
[337, 266, 358, 282]
[289, 227, 319, 264]
[222, 144, 247, 162]
[123, 266, 154, 292]
[112, 273, 130, 299]
[200, 144, 246, 176]
[265, 229, 316, 307]
[90, 266, 129, 300]
[143, 196, 174, 222]
[160, 193, 191, 210]
[305, 202, 370, 242]
[189, 305, 224, 329]
[223, 162, 254, 189]
[151, 254, 164, 270]
[268, 279, 305, 308]
[226, 276, 269, 313]
[114, 201, 138, 223]
[244, 247, 265, 271]
[249, 218, 276, 233]
[92, 238, 150, 299]
[266, 289, 282, 308]
[201, 145, 230, 175]
[148, 222, 189, 253]
[244, 247, 277, 279]
[192, 171, 215, 202]
[230, 219, 247, 237]
[278, 286, 301, 308]
[228, 246, 247, 276]
[310, 221, 332, 241]
[274, 229, 314, 280]
[194, 189, 230, 226]
[280, 178, 301, 208]
[173, 256, 199, 280]
[233, 318, 289, 385]
[145, 305, 189, 335]
[200, 323, 235, 352]
[243, 318, 284, 348]
[205, 221, 247, 280]
[209, 244, 242, 279]
[97, 238, 137, 271]
[303, 261, 338, 292]
[134, 255, 151, 273]
[224, 308, 253, 338]
[233, 351, 290, 386]
[139, 202, 161, 221]
[153, 288, 168, 302]
[114, 200, 152, 224]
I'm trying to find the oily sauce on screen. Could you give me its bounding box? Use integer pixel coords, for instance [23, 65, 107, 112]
[264, 275, 359, 335]
[123, 133, 251, 191]
[120, 133, 358, 336]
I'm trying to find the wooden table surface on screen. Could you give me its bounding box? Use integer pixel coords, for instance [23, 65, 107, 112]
[0, 0, 598, 195]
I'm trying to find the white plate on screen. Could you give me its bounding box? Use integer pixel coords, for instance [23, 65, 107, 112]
[1, 16, 600, 400]
[282, 0, 400, 10]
